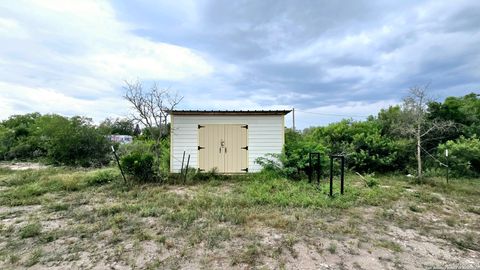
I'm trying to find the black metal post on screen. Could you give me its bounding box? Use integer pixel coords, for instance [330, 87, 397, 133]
[329, 156, 333, 196]
[183, 154, 190, 184]
[340, 156, 345, 195]
[316, 153, 320, 185]
[180, 151, 185, 174]
[111, 146, 127, 184]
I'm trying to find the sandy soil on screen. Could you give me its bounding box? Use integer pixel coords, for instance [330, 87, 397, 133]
[0, 162, 48, 171]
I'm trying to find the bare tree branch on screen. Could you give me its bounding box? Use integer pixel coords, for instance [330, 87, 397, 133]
[123, 79, 183, 174]
[394, 84, 454, 178]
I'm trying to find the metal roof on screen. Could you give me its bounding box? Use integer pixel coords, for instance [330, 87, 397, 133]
[169, 110, 291, 116]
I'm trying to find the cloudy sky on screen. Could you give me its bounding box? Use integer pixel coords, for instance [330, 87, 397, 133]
[0, 0, 479, 128]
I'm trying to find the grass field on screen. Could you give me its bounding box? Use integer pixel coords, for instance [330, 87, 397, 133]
[0, 164, 479, 269]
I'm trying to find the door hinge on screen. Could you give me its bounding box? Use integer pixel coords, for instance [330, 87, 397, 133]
[198, 124, 205, 129]
[241, 146, 248, 150]
[198, 146, 205, 150]
[241, 168, 248, 172]
[241, 125, 248, 129]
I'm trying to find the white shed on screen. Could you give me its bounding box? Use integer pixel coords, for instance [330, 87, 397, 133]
[170, 110, 291, 173]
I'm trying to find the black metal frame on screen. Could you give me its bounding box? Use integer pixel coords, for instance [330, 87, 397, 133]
[180, 151, 191, 184]
[111, 146, 127, 183]
[329, 155, 345, 196]
[308, 152, 321, 184]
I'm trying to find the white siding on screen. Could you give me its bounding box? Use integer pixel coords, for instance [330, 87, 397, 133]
[171, 115, 284, 173]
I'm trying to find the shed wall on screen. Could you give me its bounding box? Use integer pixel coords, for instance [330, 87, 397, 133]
[170, 115, 284, 173]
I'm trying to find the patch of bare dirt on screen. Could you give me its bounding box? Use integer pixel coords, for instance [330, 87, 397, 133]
[0, 162, 48, 171]
[167, 186, 196, 198]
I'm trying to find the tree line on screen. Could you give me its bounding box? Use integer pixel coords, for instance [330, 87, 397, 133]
[263, 90, 480, 179]
[0, 114, 140, 166]
[0, 89, 478, 179]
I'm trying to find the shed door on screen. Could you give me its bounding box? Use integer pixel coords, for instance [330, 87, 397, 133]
[198, 124, 224, 173]
[224, 124, 248, 173]
[198, 124, 248, 173]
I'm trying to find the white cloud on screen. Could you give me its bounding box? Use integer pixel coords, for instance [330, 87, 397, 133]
[0, 0, 213, 120]
[0, 81, 128, 122]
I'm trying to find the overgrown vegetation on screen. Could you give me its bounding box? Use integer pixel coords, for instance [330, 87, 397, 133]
[0, 114, 111, 166]
[258, 92, 479, 178]
[1, 91, 478, 181]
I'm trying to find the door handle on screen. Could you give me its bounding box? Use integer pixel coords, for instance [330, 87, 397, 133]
[225, 147, 227, 153]
[219, 147, 221, 153]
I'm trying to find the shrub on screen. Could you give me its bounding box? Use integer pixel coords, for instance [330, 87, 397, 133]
[86, 169, 119, 186]
[437, 136, 480, 177]
[120, 152, 156, 182]
[19, 222, 42, 238]
[34, 115, 111, 167]
[363, 173, 379, 188]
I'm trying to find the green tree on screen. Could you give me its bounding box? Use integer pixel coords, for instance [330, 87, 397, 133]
[34, 115, 111, 166]
[99, 118, 136, 135]
[429, 93, 480, 139]
[438, 136, 480, 177]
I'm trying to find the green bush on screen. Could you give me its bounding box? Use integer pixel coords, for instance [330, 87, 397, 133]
[86, 169, 119, 186]
[120, 152, 156, 182]
[19, 222, 42, 238]
[0, 114, 111, 166]
[437, 136, 480, 177]
[363, 173, 379, 188]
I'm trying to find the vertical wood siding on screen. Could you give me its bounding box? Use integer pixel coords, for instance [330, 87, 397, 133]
[170, 115, 284, 173]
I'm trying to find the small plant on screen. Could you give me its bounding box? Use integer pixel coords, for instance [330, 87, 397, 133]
[9, 254, 20, 264]
[408, 204, 423, 213]
[25, 248, 42, 267]
[48, 202, 69, 212]
[327, 243, 337, 254]
[135, 229, 153, 241]
[445, 217, 457, 227]
[356, 172, 378, 188]
[87, 169, 119, 186]
[156, 235, 167, 245]
[231, 242, 264, 266]
[19, 222, 42, 238]
[376, 239, 402, 252]
[467, 206, 480, 215]
[364, 174, 379, 188]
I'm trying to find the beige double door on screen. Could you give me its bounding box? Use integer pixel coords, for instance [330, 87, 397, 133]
[198, 124, 248, 173]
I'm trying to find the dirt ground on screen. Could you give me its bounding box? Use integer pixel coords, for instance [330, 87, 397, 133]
[0, 162, 48, 171]
[0, 167, 479, 269]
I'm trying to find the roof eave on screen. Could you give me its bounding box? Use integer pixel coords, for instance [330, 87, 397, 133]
[168, 110, 292, 116]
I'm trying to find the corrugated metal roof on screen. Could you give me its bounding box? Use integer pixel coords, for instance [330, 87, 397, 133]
[169, 110, 291, 115]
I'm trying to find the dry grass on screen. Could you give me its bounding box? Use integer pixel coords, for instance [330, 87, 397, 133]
[0, 166, 478, 269]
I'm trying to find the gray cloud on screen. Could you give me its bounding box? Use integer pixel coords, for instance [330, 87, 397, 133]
[1, 0, 479, 127]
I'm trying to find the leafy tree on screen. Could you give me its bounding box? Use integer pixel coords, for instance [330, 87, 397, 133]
[377, 105, 403, 137]
[0, 113, 42, 160]
[437, 136, 480, 177]
[99, 118, 136, 135]
[429, 93, 480, 139]
[33, 115, 111, 166]
[305, 119, 411, 174]
[0, 126, 15, 160]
